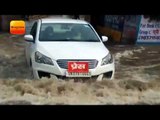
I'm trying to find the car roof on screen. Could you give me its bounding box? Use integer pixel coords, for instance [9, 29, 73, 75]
[40, 18, 89, 24]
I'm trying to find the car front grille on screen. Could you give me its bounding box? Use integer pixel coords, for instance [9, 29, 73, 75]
[57, 59, 98, 69]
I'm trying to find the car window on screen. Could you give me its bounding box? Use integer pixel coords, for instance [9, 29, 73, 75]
[30, 22, 37, 40]
[39, 23, 100, 42]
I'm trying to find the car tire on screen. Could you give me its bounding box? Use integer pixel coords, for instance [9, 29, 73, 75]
[96, 74, 114, 81]
[30, 67, 34, 79]
[50, 74, 59, 80]
[96, 74, 104, 81]
[29, 59, 35, 80]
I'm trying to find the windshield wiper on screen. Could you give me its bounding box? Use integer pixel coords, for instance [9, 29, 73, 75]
[80, 40, 100, 42]
[39, 39, 70, 41]
[39, 39, 100, 42]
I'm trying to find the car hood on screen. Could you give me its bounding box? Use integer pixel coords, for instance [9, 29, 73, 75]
[36, 42, 109, 60]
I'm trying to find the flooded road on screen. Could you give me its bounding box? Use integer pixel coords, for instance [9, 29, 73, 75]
[108, 45, 160, 82]
[0, 33, 160, 105]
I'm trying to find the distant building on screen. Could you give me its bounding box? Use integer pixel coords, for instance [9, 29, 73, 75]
[0, 15, 138, 44]
[92, 15, 141, 44]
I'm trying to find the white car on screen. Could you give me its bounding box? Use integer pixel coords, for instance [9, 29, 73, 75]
[24, 18, 115, 81]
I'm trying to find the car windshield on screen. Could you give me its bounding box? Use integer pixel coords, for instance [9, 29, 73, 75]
[39, 23, 100, 42]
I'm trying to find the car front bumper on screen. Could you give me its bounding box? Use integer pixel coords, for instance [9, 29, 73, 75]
[32, 59, 115, 80]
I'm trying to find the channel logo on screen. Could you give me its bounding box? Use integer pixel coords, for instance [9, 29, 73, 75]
[10, 20, 25, 35]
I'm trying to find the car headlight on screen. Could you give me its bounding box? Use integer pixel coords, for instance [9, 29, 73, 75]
[35, 51, 54, 65]
[101, 53, 113, 66]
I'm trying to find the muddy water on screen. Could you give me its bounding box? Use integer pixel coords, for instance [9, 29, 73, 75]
[0, 33, 160, 104]
[0, 33, 30, 79]
[107, 45, 160, 82]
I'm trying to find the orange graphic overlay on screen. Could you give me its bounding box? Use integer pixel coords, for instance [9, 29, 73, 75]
[10, 20, 25, 35]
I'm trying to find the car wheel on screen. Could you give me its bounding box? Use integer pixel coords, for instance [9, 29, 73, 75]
[96, 74, 114, 81]
[96, 74, 104, 81]
[29, 59, 35, 80]
[30, 67, 34, 79]
[50, 74, 59, 80]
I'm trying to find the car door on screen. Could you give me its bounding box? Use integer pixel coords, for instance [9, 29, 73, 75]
[25, 21, 38, 65]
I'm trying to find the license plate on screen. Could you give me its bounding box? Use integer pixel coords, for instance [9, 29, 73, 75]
[66, 61, 90, 77]
[66, 71, 91, 77]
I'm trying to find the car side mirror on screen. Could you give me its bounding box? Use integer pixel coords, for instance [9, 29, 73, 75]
[24, 35, 34, 42]
[102, 36, 108, 42]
